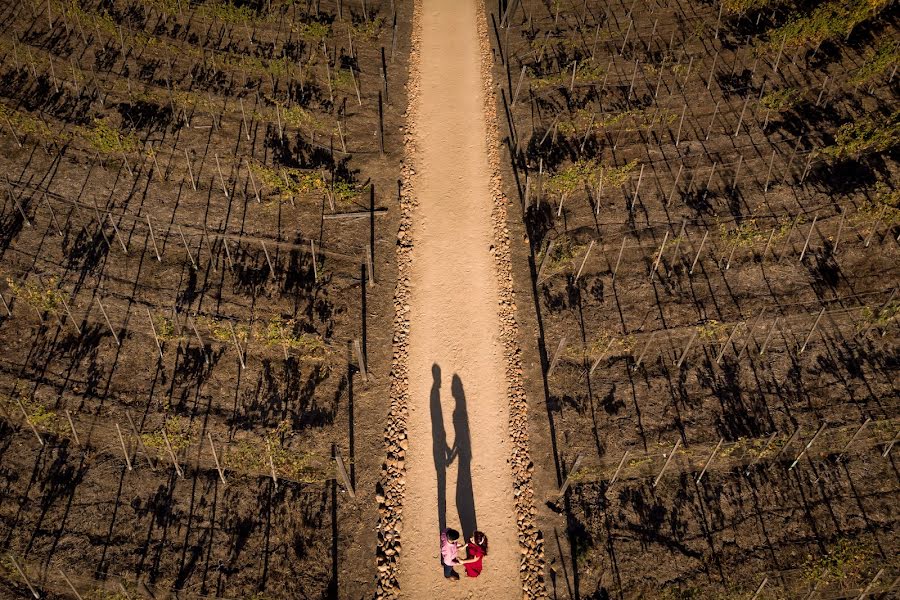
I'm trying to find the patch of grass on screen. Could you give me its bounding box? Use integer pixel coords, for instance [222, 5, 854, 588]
[821, 110, 900, 159]
[850, 38, 900, 85]
[800, 538, 875, 585]
[769, 0, 892, 49]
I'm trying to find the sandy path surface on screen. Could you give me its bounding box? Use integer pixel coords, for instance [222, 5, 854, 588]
[396, 0, 521, 597]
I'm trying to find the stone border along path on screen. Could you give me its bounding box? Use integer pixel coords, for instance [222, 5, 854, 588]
[374, 0, 547, 598]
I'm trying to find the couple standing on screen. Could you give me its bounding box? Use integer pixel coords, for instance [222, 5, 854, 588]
[431, 365, 488, 579]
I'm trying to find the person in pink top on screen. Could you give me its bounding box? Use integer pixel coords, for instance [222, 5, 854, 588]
[440, 528, 481, 580]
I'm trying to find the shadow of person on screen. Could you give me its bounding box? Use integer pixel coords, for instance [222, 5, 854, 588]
[430, 364, 451, 532]
[450, 374, 477, 539]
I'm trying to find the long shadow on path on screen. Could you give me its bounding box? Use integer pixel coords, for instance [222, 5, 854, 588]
[451, 374, 477, 539]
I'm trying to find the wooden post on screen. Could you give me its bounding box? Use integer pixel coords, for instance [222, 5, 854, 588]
[184, 149, 196, 190]
[674, 104, 686, 146]
[864, 206, 885, 248]
[310, 240, 318, 281]
[366, 247, 375, 287]
[798, 215, 817, 262]
[653, 439, 681, 487]
[798, 308, 825, 354]
[59, 295, 81, 335]
[763, 149, 776, 192]
[633, 331, 657, 369]
[761, 227, 776, 260]
[716, 321, 743, 364]
[574, 240, 594, 283]
[214, 153, 229, 198]
[353, 339, 368, 382]
[789, 422, 828, 470]
[9, 556, 39, 599]
[696, 438, 723, 483]
[840, 418, 871, 458]
[239, 98, 250, 140]
[59, 568, 84, 600]
[706, 51, 718, 90]
[162, 429, 183, 477]
[612, 236, 626, 279]
[705, 101, 720, 140]
[104, 212, 128, 254]
[335, 447, 356, 498]
[733, 96, 749, 137]
[547, 337, 567, 378]
[0, 290, 11, 317]
[536, 239, 555, 283]
[731, 154, 743, 189]
[228, 322, 246, 369]
[702, 162, 717, 200]
[146, 308, 163, 360]
[378, 91, 385, 155]
[589, 338, 616, 376]
[178, 226, 197, 270]
[608, 449, 630, 488]
[5, 178, 32, 227]
[651, 231, 669, 280]
[62, 409, 81, 448]
[629, 164, 645, 210]
[188, 315, 208, 363]
[511, 65, 526, 106]
[745, 432, 778, 475]
[857, 569, 884, 599]
[261, 241, 275, 274]
[750, 577, 768, 600]
[247, 160, 261, 203]
[44, 194, 62, 236]
[266, 438, 278, 490]
[557, 453, 584, 496]
[758, 316, 779, 356]
[116, 423, 133, 470]
[126, 411, 156, 470]
[689, 230, 708, 275]
[834, 211, 845, 253]
[96, 297, 120, 346]
[146, 215, 161, 261]
[674, 329, 698, 368]
[17, 398, 44, 446]
[207, 432, 227, 484]
[666, 163, 683, 207]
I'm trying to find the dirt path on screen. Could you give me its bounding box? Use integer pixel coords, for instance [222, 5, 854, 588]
[396, 0, 522, 597]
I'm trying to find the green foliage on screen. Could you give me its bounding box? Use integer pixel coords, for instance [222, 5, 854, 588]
[851, 39, 900, 85]
[859, 302, 899, 332]
[80, 119, 139, 154]
[141, 416, 195, 455]
[821, 110, 900, 159]
[721, 0, 783, 14]
[540, 234, 586, 276]
[530, 59, 606, 90]
[0, 104, 53, 139]
[6, 276, 67, 313]
[196, 316, 248, 343]
[263, 318, 326, 357]
[760, 87, 802, 112]
[546, 159, 639, 197]
[800, 538, 874, 585]
[350, 16, 385, 41]
[154, 315, 178, 341]
[295, 21, 331, 42]
[280, 103, 319, 131]
[199, 1, 258, 23]
[770, 0, 891, 49]
[697, 320, 728, 341]
[719, 219, 773, 249]
[249, 160, 326, 202]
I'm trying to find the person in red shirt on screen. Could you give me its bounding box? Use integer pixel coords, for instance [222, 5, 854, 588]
[463, 531, 489, 578]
